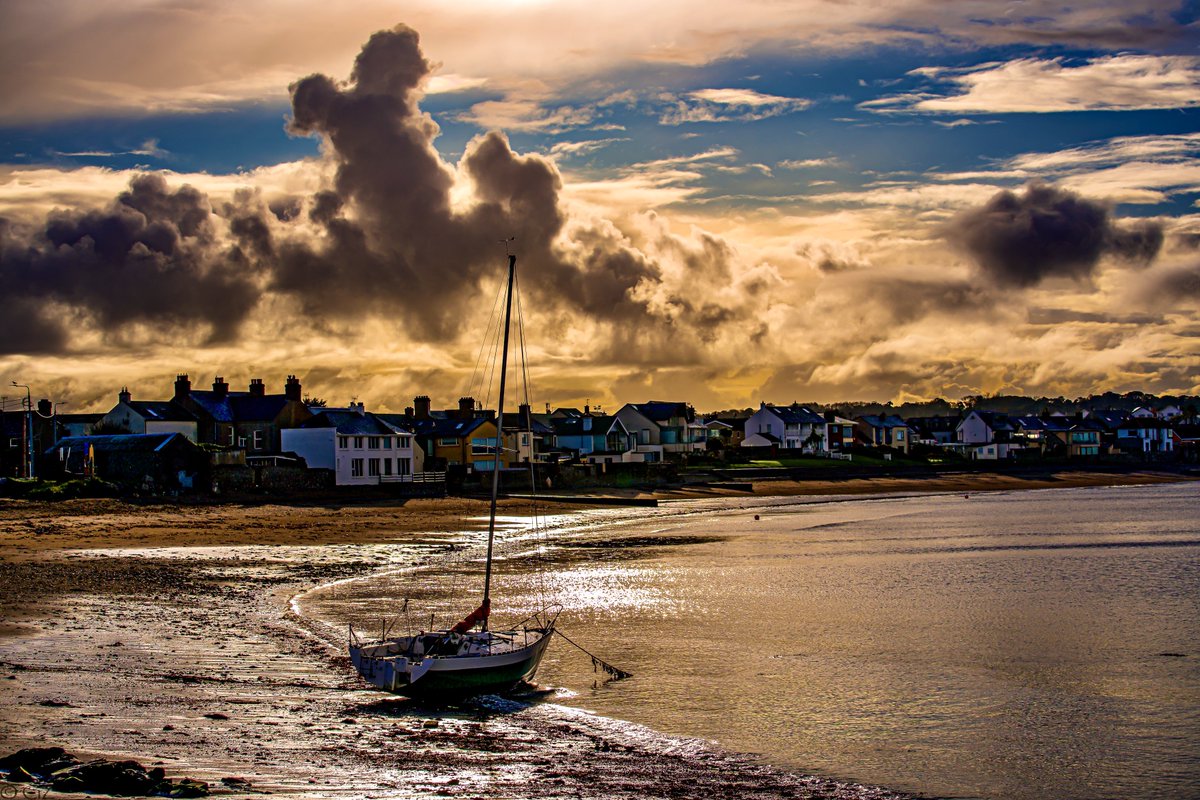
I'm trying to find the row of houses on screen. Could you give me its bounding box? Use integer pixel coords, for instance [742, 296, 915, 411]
[6, 374, 1197, 491]
[6, 374, 714, 488]
[732, 402, 1197, 461]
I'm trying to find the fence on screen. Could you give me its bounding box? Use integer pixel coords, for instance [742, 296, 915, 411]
[379, 471, 446, 485]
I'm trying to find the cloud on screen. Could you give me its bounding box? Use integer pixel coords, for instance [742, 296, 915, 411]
[2, 2, 1193, 125]
[778, 157, 839, 169]
[1008, 132, 1200, 172]
[1, 25, 770, 360]
[51, 139, 170, 161]
[0, 173, 260, 353]
[548, 138, 628, 159]
[658, 88, 812, 124]
[945, 182, 1164, 287]
[865, 55, 1200, 114]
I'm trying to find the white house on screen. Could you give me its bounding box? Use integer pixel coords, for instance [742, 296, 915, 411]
[1116, 418, 1174, 455]
[742, 403, 827, 452]
[956, 410, 1016, 445]
[282, 409, 423, 486]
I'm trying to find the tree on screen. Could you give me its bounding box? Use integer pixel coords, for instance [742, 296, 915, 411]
[303, 396, 327, 408]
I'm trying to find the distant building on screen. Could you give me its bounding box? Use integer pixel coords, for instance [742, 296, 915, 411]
[614, 401, 705, 460]
[43, 433, 207, 491]
[742, 403, 827, 452]
[172, 374, 314, 453]
[282, 409, 423, 486]
[855, 414, 911, 454]
[98, 388, 199, 441]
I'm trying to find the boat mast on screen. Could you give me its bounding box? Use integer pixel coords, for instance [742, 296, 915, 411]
[482, 251, 516, 631]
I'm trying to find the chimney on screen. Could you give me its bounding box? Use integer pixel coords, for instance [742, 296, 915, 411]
[174, 373, 191, 399]
[37, 399, 52, 417]
[212, 376, 228, 399]
[825, 410, 836, 422]
[119, 387, 132, 404]
[458, 397, 475, 419]
[414, 395, 431, 420]
[285, 374, 302, 402]
[518, 403, 532, 429]
[584, 404, 590, 416]
[249, 378, 265, 397]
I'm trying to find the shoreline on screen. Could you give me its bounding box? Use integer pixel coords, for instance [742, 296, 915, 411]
[0, 470, 1193, 798]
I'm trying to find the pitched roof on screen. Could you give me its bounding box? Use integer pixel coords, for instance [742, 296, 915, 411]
[1087, 409, 1130, 428]
[46, 432, 194, 455]
[550, 415, 623, 436]
[906, 415, 960, 434]
[407, 416, 490, 438]
[301, 410, 396, 436]
[763, 404, 825, 425]
[184, 390, 236, 422]
[628, 401, 693, 423]
[373, 413, 417, 434]
[185, 389, 293, 422]
[229, 394, 290, 422]
[858, 414, 908, 428]
[126, 400, 195, 422]
[966, 410, 1015, 431]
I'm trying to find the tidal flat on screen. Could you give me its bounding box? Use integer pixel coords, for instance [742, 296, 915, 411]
[0, 470, 1194, 799]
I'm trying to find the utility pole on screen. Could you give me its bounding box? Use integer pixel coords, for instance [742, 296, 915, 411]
[12, 382, 32, 479]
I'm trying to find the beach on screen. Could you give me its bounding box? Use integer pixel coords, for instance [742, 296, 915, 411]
[0, 468, 1193, 798]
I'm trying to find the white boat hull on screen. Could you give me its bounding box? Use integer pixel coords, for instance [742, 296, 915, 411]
[349, 626, 554, 697]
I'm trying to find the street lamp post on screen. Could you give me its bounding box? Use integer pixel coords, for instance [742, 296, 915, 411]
[12, 382, 32, 479]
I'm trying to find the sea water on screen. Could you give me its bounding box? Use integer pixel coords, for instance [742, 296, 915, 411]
[307, 481, 1200, 800]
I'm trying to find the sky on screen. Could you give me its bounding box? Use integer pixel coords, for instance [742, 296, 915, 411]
[1, 0, 1198, 414]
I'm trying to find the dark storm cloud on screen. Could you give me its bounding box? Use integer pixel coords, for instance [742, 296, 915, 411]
[0, 24, 750, 355]
[0, 293, 68, 356]
[1148, 263, 1200, 300]
[0, 174, 259, 350]
[946, 182, 1164, 288]
[1026, 307, 1165, 326]
[273, 24, 691, 337]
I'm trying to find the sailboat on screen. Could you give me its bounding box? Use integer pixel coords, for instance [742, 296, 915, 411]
[348, 252, 557, 698]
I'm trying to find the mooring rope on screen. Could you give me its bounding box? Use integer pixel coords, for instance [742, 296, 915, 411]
[553, 628, 632, 681]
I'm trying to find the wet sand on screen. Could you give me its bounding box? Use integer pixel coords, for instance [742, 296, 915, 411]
[0, 469, 1190, 798]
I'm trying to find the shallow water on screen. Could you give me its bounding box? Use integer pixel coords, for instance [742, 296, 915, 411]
[300, 482, 1200, 800]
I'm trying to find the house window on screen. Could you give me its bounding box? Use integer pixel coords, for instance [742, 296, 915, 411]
[472, 437, 497, 455]
[398, 436, 411, 449]
[338, 436, 349, 449]
[252, 430, 264, 450]
[640, 429, 650, 444]
[351, 459, 364, 477]
[383, 459, 392, 476]
[226, 428, 235, 446]
[354, 436, 364, 448]
[896, 430, 905, 441]
[439, 437, 458, 446]
[383, 437, 392, 449]
[238, 436, 248, 448]
[397, 457, 411, 475]
[368, 458, 380, 477]
[368, 437, 380, 449]
[521, 434, 529, 446]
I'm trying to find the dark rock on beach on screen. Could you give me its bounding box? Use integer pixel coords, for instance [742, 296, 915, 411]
[0, 747, 209, 797]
